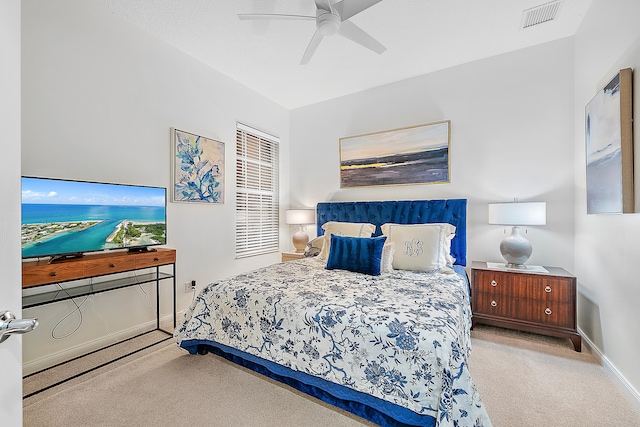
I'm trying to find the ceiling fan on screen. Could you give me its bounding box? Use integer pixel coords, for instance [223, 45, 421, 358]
[238, 0, 386, 65]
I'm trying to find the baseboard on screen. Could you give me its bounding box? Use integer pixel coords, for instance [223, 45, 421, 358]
[23, 314, 175, 376]
[579, 327, 640, 413]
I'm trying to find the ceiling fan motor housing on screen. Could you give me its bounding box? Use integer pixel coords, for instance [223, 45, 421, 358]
[317, 10, 340, 36]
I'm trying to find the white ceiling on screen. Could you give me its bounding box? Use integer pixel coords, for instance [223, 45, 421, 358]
[94, 0, 593, 109]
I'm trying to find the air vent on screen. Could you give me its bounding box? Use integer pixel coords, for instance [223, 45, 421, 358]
[521, 0, 562, 29]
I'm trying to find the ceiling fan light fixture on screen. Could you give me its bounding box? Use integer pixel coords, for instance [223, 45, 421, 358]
[317, 12, 340, 36]
[239, 0, 385, 64]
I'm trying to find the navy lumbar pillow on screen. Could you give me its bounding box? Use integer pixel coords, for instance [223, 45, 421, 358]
[326, 234, 387, 276]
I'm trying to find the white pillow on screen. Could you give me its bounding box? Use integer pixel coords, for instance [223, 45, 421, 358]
[304, 236, 325, 257]
[380, 223, 456, 272]
[319, 221, 376, 260]
[381, 242, 395, 273]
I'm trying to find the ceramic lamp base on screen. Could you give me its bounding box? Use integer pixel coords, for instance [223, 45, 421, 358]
[292, 229, 309, 253]
[499, 226, 532, 267]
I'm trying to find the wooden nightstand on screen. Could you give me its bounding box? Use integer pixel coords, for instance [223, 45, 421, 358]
[281, 252, 305, 262]
[471, 261, 581, 352]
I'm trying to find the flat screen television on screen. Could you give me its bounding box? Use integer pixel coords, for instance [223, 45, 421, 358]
[22, 176, 167, 261]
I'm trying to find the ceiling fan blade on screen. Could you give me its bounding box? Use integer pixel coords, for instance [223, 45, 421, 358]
[238, 13, 315, 21]
[332, 0, 383, 21]
[337, 20, 386, 54]
[300, 31, 325, 65]
[314, 0, 333, 13]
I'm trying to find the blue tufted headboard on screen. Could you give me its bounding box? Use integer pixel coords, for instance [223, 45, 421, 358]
[316, 199, 467, 266]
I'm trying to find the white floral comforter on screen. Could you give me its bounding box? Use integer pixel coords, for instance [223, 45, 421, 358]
[175, 257, 491, 427]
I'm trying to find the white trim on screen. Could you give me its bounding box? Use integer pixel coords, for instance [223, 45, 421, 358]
[236, 122, 280, 142]
[578, 327, 640, 413]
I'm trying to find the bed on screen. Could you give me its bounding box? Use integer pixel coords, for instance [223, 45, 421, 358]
[174, 200, 491, 427]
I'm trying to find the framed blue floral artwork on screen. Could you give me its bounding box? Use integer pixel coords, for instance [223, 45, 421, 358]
[171, 128, 224, 203]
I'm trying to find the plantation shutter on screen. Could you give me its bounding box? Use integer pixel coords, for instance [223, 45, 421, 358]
[235, 123, 280, 258]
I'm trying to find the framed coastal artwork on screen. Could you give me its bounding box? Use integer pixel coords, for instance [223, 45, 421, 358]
[585, 68, 634, 214]
[171, 128, 225, 203]
[339, 121, 450, 188]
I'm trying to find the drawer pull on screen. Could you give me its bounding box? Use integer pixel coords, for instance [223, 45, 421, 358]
[545, 286, 552, 293]
[154, 257, 160, 261]
[491, 280, 497, 287]
[109, 263, 116, 268]
[491, 300, 497, 307]
[49, 272, 57, 277]
[545, 308, 552, 315]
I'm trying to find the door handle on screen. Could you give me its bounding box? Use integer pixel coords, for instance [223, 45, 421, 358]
[0, 310, 38, 344]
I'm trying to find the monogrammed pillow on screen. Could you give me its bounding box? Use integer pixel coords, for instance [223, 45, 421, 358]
[380, 223, 455, 272]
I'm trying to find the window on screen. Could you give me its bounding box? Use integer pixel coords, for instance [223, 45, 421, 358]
[235, 123, 279, 258]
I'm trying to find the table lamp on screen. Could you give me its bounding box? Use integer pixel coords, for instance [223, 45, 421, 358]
[285, 209, 315, 253]
[488, 201, 546, 268]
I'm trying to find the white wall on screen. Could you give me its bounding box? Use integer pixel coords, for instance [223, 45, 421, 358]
[290, 38, 576, 270]
[573, 0, 640, 399]
[21, 0, 289, 370]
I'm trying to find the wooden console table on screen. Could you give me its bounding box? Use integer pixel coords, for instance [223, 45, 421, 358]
[22, 248, 176, 396]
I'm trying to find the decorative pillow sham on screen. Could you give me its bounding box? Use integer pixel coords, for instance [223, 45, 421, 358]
[380, 223, 456, 272]
[304, 236, 325, 257]
[326, 235, 387, 276]
[319, 221, 376, 260]
[381, 242, 395, 273]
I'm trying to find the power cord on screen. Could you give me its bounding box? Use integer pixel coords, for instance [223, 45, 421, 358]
[88, 293, 117, 341]
[51, 284, 88, 340]
[51, 279, 115, 340]
[50, 270, 161, 340]
[136, 282, 158, 315]
[132, 270, 157, 315]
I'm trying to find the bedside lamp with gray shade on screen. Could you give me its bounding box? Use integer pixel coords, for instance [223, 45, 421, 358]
[488, 201, 546, 268]
[285, 209, 315, 253]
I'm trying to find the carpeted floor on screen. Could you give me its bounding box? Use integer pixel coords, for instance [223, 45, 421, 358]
[23, 330, 172, 398]
[23, 325, 640, 426]
[469, 325, 640, 426]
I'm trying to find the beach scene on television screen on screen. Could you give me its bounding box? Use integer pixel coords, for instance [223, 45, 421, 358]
[340, 121, 449, 188]
[21, 178, 166, 258]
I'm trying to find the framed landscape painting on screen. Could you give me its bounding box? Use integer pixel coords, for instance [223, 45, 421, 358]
[585, 68, 634, 214]
[171, 128, 224, 203]
[339, 121, 450, 188]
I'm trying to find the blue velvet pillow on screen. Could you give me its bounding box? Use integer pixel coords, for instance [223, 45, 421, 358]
[326, 235, 387, 276]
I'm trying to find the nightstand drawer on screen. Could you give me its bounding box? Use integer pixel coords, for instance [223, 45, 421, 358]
[474, 294, 574, 329]
[473, 269, 573, 302]
[473, 270, 517, 296]
[474, 293, 516, 318]
[519, 276, 573, 302]
[519, 299, 574, 328]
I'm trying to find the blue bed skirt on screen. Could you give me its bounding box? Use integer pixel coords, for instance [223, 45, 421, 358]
[180, 339, 436, 427]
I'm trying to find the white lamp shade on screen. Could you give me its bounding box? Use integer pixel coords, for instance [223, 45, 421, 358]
[285, 209, 315, 225]
[488, 202, 546, 226]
